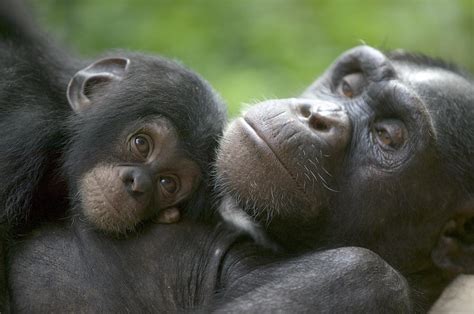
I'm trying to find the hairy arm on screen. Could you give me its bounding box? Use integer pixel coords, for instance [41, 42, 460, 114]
[217, 246, 412, 313]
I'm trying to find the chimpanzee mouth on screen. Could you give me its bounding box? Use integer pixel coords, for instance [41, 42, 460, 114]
[79, 164, 151, 234]
[237, 117, 310, 200]
[239, 117, 290, 174]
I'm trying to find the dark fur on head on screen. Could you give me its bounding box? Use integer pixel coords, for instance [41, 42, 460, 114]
[63, 52, 227, 222]
[387, 51, 474, 193]
[0, 9, 226, 229]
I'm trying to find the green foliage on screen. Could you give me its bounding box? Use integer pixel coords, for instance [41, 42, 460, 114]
[33, 0, 473, 116]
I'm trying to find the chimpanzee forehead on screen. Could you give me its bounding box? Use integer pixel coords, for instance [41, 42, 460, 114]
[394, 65, 473, 113]
[399, 65, 471, 94]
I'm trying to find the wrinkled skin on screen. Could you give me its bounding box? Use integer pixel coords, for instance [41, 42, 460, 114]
[217, 46, 474, 308]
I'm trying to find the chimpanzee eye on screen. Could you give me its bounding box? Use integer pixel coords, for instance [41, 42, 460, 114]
[130, 134, 153, 158]
[373, 120, 407, 150]
[337, 73, 366, 98]
[341, 80, 353, 98]
[159, 176, 179, 195]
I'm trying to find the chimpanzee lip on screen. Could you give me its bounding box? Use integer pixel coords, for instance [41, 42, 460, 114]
[80, 168, 150, 234]
[238, 117, 308, 198]
[239, 116, 288, 170]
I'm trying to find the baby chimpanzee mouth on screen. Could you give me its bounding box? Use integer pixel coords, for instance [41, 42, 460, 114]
[79, 164, 153, 234]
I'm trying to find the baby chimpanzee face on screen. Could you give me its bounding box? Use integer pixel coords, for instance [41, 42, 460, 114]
[64, 55, 226, 234]
[78, 117, 201, 234]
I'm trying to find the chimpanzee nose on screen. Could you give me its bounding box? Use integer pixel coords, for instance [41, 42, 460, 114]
[118, 166, 152, 196]
[295, 100, 351, 149]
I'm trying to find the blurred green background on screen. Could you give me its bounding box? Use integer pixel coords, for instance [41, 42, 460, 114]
[32, 0, 473, 116]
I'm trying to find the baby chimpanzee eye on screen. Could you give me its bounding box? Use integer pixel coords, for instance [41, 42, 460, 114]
[130, 134, 153, 158]
[160, 176, 179, 195]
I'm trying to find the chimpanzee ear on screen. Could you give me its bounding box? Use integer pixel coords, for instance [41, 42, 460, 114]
[432, 197, 474, 274]
[67, 57, 130, 113]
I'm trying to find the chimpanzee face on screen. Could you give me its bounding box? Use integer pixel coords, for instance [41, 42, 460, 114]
[77, 116, 200, 234]
[64, 54, 226, 234]
[217, 46, 474, 274]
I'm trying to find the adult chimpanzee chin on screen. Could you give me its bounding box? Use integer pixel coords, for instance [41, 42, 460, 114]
[217, 45, 474, 310]
[0, 1, 226, 310]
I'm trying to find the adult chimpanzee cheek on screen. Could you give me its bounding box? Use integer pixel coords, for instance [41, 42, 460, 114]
[78, 163, 154, 234]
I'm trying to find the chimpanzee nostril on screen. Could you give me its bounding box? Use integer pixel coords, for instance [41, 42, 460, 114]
[309, 115, 330, 132]
[298, 104, 312, 118]
[295, 101, 344, 133]
[296, 102, 342, 119]
[291, 99, 351, 151]
[118, 167, 152, 195]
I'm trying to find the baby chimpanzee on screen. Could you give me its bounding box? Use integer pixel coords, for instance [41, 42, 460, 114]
[0, 2, 226, 309]
[0, 37, 225, 234]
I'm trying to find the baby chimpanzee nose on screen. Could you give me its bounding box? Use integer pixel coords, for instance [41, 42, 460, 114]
[118, 166, 152, 196]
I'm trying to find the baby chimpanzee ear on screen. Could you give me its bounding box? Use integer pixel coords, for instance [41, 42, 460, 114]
[67, 57, 130, 113]
[432, 197, 474, 274]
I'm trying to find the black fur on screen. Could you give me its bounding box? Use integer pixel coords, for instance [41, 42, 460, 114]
[0, 44, 226, 226]
[9, 220, 412, 313]
[0, 3, 226, 311]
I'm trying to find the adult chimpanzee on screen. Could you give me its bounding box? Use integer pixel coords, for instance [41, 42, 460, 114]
[0, 1, 226, 310]
[8, 46, 473, 313]
[217, 45, 474, 310]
